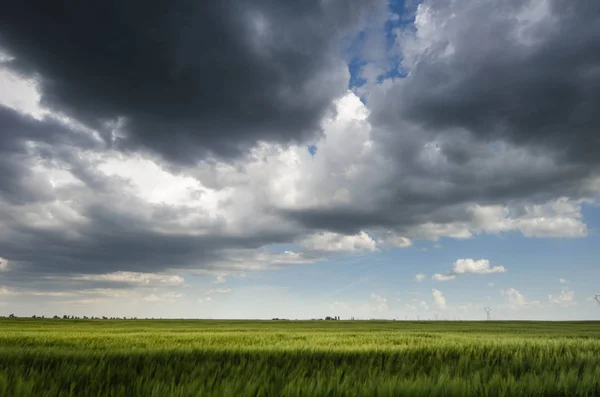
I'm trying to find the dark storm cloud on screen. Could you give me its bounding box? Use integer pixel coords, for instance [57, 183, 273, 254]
[0, 0, 382, 163]
[372, 0, 600, 163]
[270, 0, 600, 236]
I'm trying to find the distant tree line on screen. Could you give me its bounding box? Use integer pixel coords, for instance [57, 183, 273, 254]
[0, 314, 140, 320]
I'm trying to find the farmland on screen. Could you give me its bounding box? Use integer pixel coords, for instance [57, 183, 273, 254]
[0, 319, 598, 396]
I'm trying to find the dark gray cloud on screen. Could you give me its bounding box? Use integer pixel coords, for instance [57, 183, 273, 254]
[271, 0, 600, 235]
[371, 0, 600, 163]
[0, 0, 382, 163]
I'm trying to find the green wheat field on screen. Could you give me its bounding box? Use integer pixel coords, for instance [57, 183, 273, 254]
[0, 319, 599, 396]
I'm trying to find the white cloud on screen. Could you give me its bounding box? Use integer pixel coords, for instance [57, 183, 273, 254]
[0, 287, 11, 295]
[487, 282, 495, 287]
[470, 199, 588, 238]
[198, 296, 213, 304]
[432, 289, 446, 310]
[0, 68, 46, 118]
[500, 288, 526, 307]
[67, 271, 185, 286]
[433, 259, 506, 281]
[0, 257, 8, 271]
[301, 231, 377, 253]
[376, 233, 413, 249]
[207, 288, 231, 294]
[559, 278, 568, 284]
[500, 288, 541, 309]
[415, 273, 427, 282]
[453, 259, 506, 275]
[27, 291, 77, 297]
[432, 273, 456, 281]
[548, 288, 576, 307]
[389, 236, 413, 248]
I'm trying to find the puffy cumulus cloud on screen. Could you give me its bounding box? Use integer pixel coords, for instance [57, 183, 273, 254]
[548, 288, 576, 307]
[432, 289, 446, 310]
[415, 273, 427, 282]
[433, 259, 506, 281]
[0, 0, 385, 163]
[300, 231, 377, 253]
[559, 278, 569, 284]
[453, 259, 506, 275]
[500, 288, 541, 309]
[469, 200, 588, 238]
[432, 274, 456, 282]
[375, 233, 413, 249]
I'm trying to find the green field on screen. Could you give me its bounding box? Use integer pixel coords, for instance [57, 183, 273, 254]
[0, 319, 599, 396]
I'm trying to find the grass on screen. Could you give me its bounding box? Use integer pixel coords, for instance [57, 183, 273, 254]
[0, 319, 598, 396]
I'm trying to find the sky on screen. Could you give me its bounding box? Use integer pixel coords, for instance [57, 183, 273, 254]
[0, 0, 599, 320]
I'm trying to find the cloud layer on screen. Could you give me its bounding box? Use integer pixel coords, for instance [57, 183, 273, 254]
[0, 0, 599, 301]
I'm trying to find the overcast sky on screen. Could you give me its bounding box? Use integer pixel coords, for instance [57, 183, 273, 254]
[0, 0, 599, 320]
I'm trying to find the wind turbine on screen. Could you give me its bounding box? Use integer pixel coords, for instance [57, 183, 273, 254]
[484, 306, 492, 321]
[594, 294, 600, 308]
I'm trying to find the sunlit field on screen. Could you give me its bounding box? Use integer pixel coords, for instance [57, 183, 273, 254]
[0, 319, 598, 396]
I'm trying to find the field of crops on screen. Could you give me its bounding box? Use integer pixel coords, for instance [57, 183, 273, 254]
[0, 319, 598, 396]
